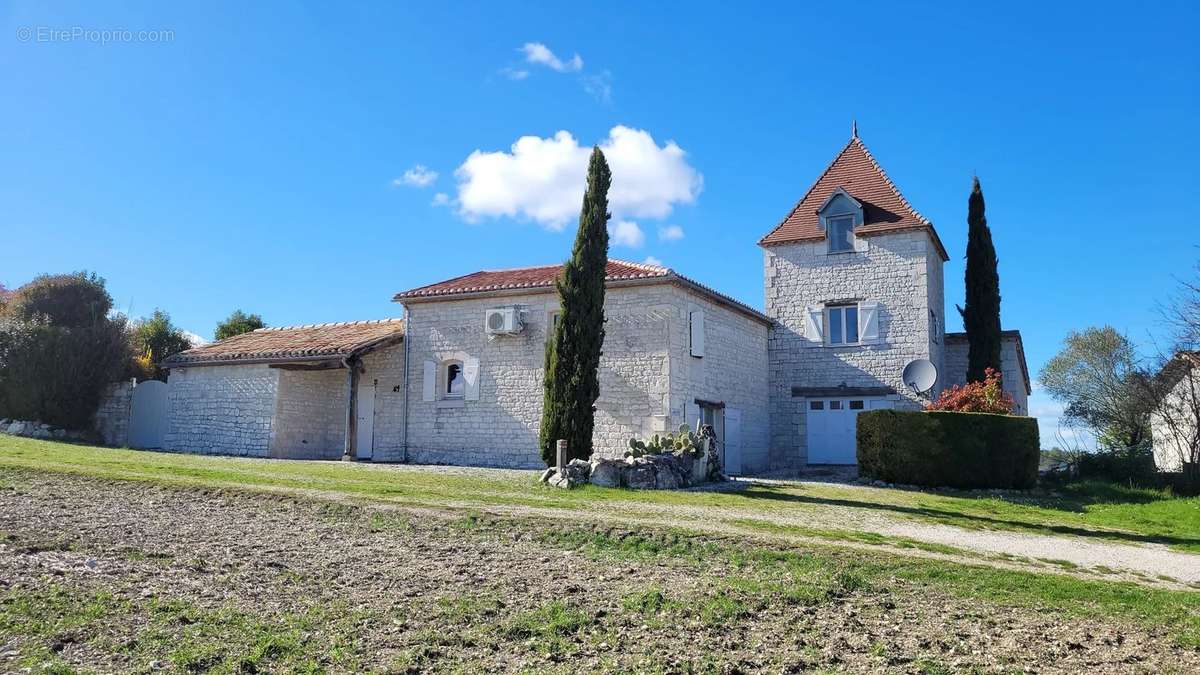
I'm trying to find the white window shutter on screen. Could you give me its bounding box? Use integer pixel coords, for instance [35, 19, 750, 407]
[859, 302, 880, 344]
[422, 360, 436, 401]
[804, 305, 824, 346]
[685, 401, 701, 432]
[723, 408, 742, 474]
[463, 357, 480, 401]
[689, 310, 705, 357]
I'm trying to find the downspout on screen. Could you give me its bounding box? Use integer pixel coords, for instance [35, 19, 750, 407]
[341, 355, 356, 460]
[401, 304, 411, 463]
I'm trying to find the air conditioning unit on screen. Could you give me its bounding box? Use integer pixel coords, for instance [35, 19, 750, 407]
[484, 306, 524, 335]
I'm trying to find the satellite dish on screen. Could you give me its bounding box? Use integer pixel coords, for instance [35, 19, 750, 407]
[902, 359, 938, 394]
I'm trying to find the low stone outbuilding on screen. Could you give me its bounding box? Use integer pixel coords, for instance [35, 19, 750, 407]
[161, 320, 405, 461]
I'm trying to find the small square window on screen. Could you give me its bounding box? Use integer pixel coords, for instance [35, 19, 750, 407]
[830, 400, 843, 410]
[809, 401, 824, 411]
[849, 400, 864, 410]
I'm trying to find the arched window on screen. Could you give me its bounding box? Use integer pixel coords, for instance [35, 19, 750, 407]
[444, 361, 464, 398]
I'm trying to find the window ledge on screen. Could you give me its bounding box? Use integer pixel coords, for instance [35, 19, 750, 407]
[436, 399, 465, 409]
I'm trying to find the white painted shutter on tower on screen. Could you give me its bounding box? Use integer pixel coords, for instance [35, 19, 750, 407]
[689, 310, 705, 357]
[859, 301, 881, 344]
[463, 357, 480, 401]
[804, 305, 824, 345]
[422, 360, 436, 401]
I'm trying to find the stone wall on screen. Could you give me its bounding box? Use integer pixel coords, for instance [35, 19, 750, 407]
[942, 337, 1030, 415]
[93, 380, 135, 446]
[764, 230, 941, 468]
[673, 289, 771, 473]
[163, 364, 279, 457]
[403, 285, 675, 468]
[360, 343, 407, 462]
[272, 367, 347, 460]
[401, 283, 769, 470]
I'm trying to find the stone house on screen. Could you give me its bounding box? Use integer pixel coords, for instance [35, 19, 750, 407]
[158, 129, 1030, 472]
[1150, 351, 1200, 472]
[394, 260, 771, 471]
[759, 130, 1029, 466]
[161, 320, 405, 460]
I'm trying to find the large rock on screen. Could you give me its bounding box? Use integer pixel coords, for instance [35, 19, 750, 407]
[589, 459, 622, 488]
[7, 421, 28, 436]
[654, 466, 682, 490]
[625, 462, 657, 490]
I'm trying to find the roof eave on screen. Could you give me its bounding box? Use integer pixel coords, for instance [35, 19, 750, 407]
[162, 334, 405, 370]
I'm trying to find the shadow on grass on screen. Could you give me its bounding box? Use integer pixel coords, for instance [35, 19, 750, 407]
[734, 485, 1200, 550]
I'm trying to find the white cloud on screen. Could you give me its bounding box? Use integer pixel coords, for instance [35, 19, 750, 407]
[500, 67, 529, 81]
[521, 42, 583, 72]
[431, 192, 451, 207]
[454, 126, 702, 230]
[658, 224, 685, 242]
[642, 256, 664, 267]
[582, 71, 613, 103]
[609, 220, 644, 248]
[395, 165, 438, 188]
[182, 330, 207, 347]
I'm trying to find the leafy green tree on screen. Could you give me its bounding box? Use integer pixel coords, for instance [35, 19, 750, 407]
[215, 309, 265, 341]
[5, 271, 112, 327]
[1039, 327, 1155, 479]
[133, 309, 194, 380]
[0, 273, 132, 428]
[960, 177, 1002, 382]
[540, 147, 611, 465]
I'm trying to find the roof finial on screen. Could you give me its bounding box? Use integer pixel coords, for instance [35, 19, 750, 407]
[851, 119, 858, 139]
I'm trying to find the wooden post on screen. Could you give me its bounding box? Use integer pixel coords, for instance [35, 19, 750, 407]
[556, 439, 568, 471]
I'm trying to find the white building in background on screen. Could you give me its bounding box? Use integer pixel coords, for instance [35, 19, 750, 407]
[158, 130, 1030, 473]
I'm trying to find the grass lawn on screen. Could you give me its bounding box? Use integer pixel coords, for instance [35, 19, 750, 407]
[2, 436, 1200, 671]
[1, 436, 1196, 552]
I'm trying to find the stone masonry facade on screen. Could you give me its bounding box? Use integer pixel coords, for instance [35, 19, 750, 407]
[764, 230, 946, 469]
[403, 282, 769, 470]
[161, 342, 408, 461]
[164, 364, 279, 457]
[92, 380, 135, 447]
[943, 337, 1029, 415]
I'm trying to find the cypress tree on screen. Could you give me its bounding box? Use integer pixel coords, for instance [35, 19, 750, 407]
[540, 147, 611, 465]
[961, 176, 1002, 382]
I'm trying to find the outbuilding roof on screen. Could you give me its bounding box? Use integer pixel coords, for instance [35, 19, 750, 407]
[163, 319, 405, 368]
[393, 259, 772, 325]
[758, 134, 949, 260]
[944, 330, 1032, 395]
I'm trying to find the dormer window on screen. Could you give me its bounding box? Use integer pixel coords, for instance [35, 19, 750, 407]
[827, 215, 855, 252]
[817, 187, 863, 254]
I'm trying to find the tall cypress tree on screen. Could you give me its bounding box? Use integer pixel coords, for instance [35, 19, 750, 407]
[540, 147, 611, 465]
[961, 176, 1002, 382]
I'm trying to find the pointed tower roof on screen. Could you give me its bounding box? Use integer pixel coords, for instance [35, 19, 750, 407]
[758, 134, 948, 260]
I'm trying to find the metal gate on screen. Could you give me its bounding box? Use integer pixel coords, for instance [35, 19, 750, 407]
[128, 380, 168, 449]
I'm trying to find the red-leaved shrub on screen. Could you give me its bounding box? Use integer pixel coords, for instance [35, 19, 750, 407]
[925, 367, 1015, 414]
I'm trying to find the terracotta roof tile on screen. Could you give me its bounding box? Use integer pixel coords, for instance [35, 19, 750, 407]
[394, 259, 770, 324]
[759, 136, 948, 260]
[164, 319, 405, 367]
[394, 259, 669, 299]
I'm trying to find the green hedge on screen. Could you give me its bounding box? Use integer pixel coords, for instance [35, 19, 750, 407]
[857, 410, 1040, 489]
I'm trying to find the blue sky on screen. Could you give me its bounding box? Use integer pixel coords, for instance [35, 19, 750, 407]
[3, 1, 1198, 446]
